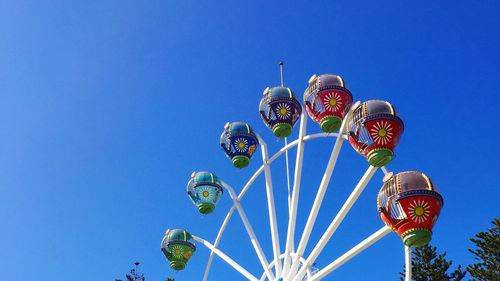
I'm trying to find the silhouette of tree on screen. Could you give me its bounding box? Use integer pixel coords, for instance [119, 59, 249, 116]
[399, 244, 466, 281]
[467, 218, 500, 281]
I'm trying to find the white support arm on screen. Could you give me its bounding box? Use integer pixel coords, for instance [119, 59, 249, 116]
[258, 135, 283, 277]
[287, 101, 359, 280]
[203, 205, 237, 281]
[308, 226, 392, 281]
[222, 181, 276, 281]
[193, 236, 260, 281]
[405, 246, 412, 281]
[283, 112, 308, 276]
[292, 165, 378, 281]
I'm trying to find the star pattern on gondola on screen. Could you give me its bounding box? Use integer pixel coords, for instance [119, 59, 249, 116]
[197, 185, 215, 201]
[370, 121, 394, 145]
[322, 92, 342, 112]
[169, 244, 185, 259]
[408, 200, 431, 223]
[275, 103, 291, 120]
[233, 137, 248, 152]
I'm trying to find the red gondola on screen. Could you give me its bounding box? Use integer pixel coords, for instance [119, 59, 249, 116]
[304, 74, 353, 132]
[348, 100, 404, 167]
[377, 171, 443, 247]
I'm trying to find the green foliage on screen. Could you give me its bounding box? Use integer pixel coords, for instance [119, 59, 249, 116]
[467, 218, 500, 281]
[399, 245, 466, 281]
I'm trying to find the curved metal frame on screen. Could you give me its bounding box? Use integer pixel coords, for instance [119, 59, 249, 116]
[193, 102, 412, 281]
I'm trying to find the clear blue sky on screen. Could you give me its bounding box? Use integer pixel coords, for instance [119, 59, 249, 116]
[1, 1, 499, 280]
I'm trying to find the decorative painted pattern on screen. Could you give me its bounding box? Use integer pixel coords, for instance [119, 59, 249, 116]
[197, 185, 215, 202]
[169, 244, 186, 259]
[408, 199, 431, 223]
[275, 102, 291, 120]
[233, 137, 249, 153]
[184, 250, 193, 260]
[370, 120, 394, 145]
[248, 144, 256, 156]
[322, 91, 342, 112]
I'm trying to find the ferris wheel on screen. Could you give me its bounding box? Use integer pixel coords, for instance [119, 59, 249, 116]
[160, 64, 444, 281]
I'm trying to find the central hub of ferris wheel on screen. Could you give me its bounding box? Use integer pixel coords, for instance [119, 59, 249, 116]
[160, 64, 444, 281]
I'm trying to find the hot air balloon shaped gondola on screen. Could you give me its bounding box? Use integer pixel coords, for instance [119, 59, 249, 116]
[187, 171, 224, 215]
[259, 86, 302, 138]
[377, 171, 443, 247]
[161, 229, 196, 270]
[304, 74, 353, 132]
[347, 100, 404, 167]
[220, 122, 259, 168]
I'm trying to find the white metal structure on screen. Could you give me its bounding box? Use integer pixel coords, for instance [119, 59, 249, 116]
[189, 102, 413, 281]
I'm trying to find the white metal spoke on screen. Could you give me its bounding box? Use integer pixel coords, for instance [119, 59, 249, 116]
[283, 112, 307, 277]
[292, 165, 378, 280]
[203, 205, 237, 281]
[222, 181, 275, 281]
[405, 246, 412, 281]
[287, 102, 359, 279]
[258, 136, 283, 277]
[238, 166, 265, 200]
[285, 137, 292, 212]
[307, 226, 392, 281]
[193, 236, 260, 281]
[204, 167, 265, 281]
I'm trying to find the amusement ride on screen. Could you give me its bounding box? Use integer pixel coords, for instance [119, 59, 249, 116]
[160, 63, 444, 281]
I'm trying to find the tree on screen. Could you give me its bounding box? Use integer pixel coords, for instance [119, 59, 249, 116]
[117, 262, 145, 281]
[399, 244, 467, 281]
[467, 218, 500, 281]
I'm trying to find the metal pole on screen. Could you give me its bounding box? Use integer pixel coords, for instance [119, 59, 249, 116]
[258, 135, 283, 277]
[287, 101, 359, 280]
[222, 181, 276, 281]
[293, 165, 378, 281]
[193, 236, 260, 281]
[279, 61, 285, 87]
[283, 112, 307, 276]
[279, 62, 292, 216]
[405, 246, 412, 281]
[307, 226, 392, 281]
